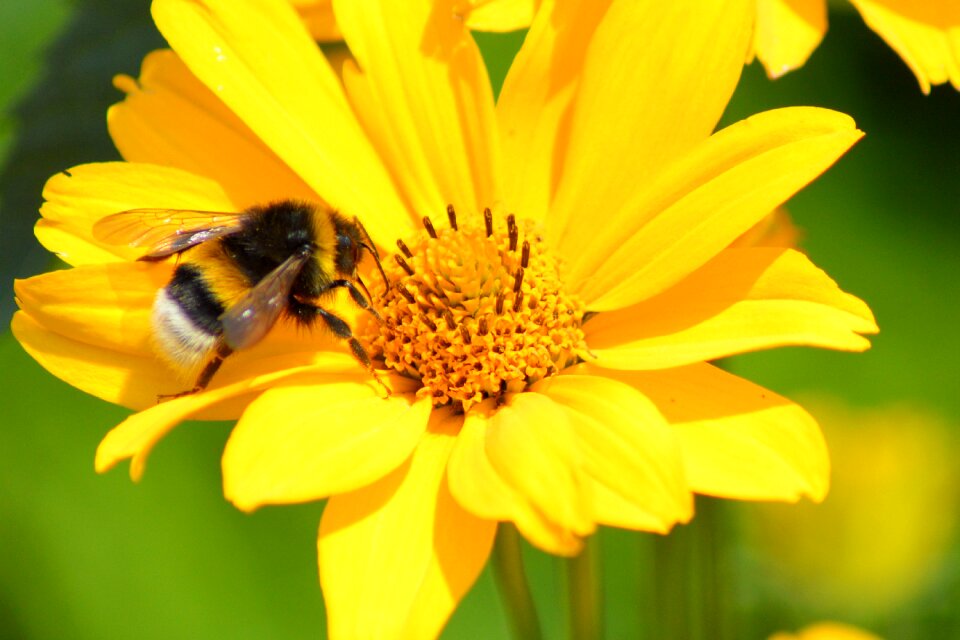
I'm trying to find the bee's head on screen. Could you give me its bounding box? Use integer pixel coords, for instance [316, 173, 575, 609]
[335, 217, 388, 291]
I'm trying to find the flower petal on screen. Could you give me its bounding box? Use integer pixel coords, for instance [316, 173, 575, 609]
[334, 0, 500, 219]
[96, 355, 364, 480]
[849, 0, 960, 93]
[319, 410, 496, 640]
[447, 403, 584, 555]
[548, 0, 754, 247]
[585, 247, 878, 370]
[484, 392, 594, 538]
[15, 262, 168, 356]
[752, 0, 827, 79]
[38, 162, 235, 266]
[109, 49, 317, 208]
[291, 0, 341, 41]
[532, 373, 692, 532]
[461, 0, 536, 32]
[222, 376, 430, 511]
[496, 0, 608, 219]
[604, 363, 830, 502]
[12, 310, 176, 410]
[152, 0, 410, 241]
[565, 107, 862, 311]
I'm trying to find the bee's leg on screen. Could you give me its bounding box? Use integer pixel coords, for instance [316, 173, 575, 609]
[193, 342, 235, 392]
[327, 279, 381, 321]
[157, 342, 234, 402]
[292, 298, 389, 396]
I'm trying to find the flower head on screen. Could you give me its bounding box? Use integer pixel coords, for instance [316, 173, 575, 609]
[13, 0, 877, 637]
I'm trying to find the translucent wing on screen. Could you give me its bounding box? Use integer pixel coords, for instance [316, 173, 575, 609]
[92, 208, 246, 259]
[220, 248, 313, 350]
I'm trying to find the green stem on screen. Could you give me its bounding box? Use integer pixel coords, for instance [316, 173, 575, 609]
[492, 523, 543, 640]
[651, 497, 730, 640]
[567, 534, 603, 640]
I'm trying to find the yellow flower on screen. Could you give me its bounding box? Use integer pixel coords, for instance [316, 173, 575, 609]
[753, 0, 960, 92]
[13, 0, 877, 637]
[746, 399, 959, 617]
[770, 622, 884, 640]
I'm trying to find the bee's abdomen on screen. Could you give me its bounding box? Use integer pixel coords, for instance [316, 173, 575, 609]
[152, 264, 224, 370]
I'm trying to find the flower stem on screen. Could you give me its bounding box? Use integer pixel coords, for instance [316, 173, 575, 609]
[652, 497, 731, 640]
[567, 534, 603, 640]
[492, 523, 543, 640]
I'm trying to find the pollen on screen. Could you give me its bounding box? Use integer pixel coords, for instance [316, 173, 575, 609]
[364, 206, 587, 411]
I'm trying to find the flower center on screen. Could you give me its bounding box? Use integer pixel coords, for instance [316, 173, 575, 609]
[364, 206, 587, 411]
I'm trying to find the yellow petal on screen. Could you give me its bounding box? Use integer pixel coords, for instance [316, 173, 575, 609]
[460, 0, 536, 32]
[447, 402, 583, 555]
[15, 262, 168, 356]
[729, 207, 801, 249]
[496, 0, 608, 220]
[532, 373, 692, 532]
[753, 0, 827, 78]
[565, 107, 862, 311]
[12, 310, 176, 410]
[335, 0, 500, 220]
[109, 49, 317, 208]
[291, 0, 342, 41]
[96, 356, 364, 480]
[549, 0, 754, 248]
[484, 392, 594, 538]
[38, 162, 235, 266]
[849, 0, 960, 93]
[319, 411, 496, 640]
[607, 363, 829, 502]
[585, 247, 877, 370]
[222, 378, 430, 511]
[151, 0, 410, 242]
[34, 221, 127, 266]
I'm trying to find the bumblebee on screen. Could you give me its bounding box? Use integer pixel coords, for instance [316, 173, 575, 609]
[93, 199, 386, 398]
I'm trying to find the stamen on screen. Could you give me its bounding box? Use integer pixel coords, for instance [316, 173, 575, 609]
[367, 209, 587, 412]
[395, 254, 415, 276]
[397, 286, 416, 304]
[419, 313, 438, 332]
[422, 216, 437, 239]
[513, 291, 524, 313]
[512, 266, 525, 293]
[442, 308, 456, 330]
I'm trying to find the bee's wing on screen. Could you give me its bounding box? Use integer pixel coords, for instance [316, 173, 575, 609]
[92, 208, 246, 259]
[220, 249, 313, 350]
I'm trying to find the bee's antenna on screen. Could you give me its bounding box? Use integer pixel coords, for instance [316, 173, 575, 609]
[353, 217, 390, 291]
[355, 273, 373, 303]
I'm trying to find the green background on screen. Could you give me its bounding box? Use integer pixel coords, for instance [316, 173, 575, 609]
[1, 2, 958, 638]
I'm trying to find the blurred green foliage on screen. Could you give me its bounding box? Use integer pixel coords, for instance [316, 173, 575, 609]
[1, 2, 958, 639]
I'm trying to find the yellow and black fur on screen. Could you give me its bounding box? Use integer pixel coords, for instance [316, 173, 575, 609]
[94, 200, 385, 398]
